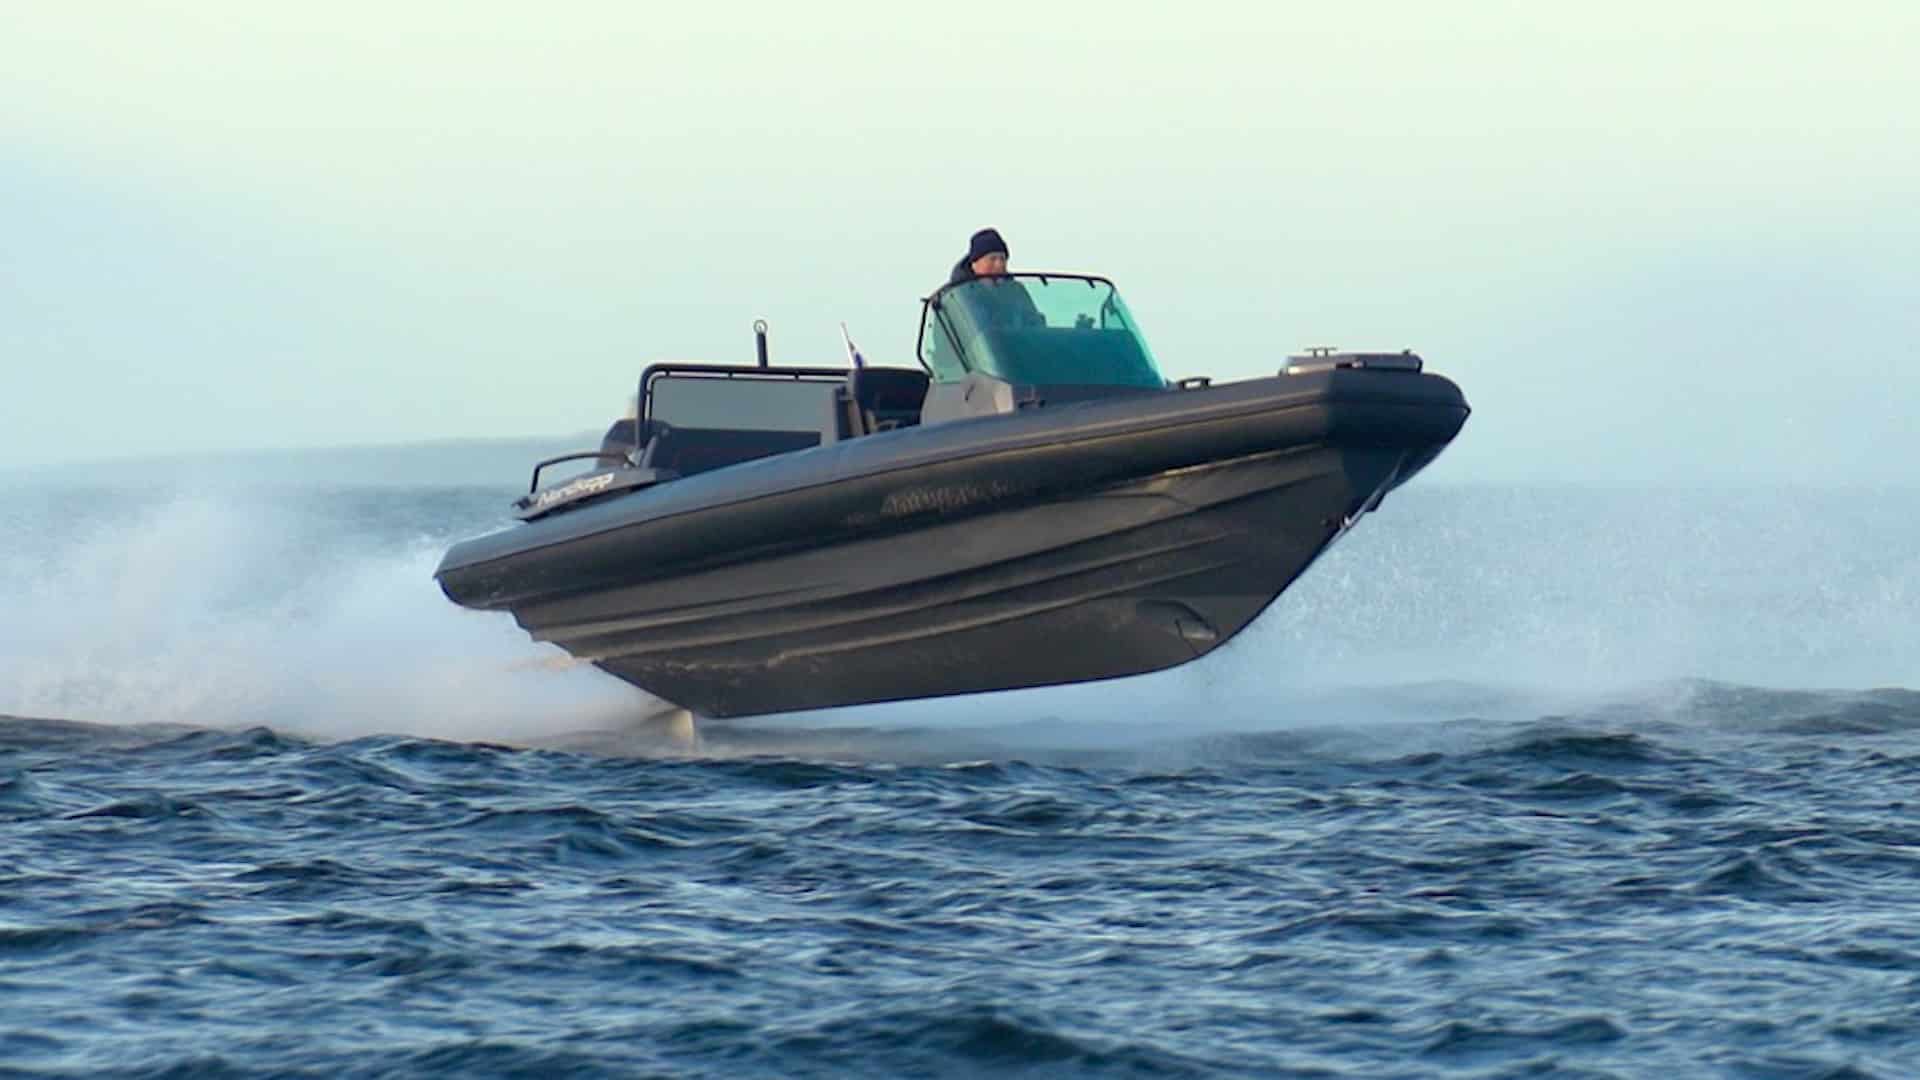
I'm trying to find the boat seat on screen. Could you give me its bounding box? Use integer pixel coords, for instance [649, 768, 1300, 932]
[640, 423, 821, 478]
[598, 417, 652, 462]
[847, 367, 930, 433]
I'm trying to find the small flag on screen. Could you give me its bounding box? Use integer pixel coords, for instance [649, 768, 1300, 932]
[840, 322, 867, 369]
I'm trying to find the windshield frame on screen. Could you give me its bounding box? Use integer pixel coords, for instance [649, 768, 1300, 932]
[916, 273, 1163, 389]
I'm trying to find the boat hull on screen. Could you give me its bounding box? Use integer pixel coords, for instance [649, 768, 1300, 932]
[436, 369, 1468, 717]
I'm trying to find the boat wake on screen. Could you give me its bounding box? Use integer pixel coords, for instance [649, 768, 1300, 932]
[10, 678, 1920, 772]
[3, 485, 1917, 758]
[0, 493, 653, 744]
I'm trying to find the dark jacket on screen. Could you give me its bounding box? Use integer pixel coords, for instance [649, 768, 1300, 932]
[944, 260, 1044, 328]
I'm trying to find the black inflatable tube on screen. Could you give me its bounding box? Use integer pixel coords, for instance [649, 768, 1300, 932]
[436, 369, 1467, 610]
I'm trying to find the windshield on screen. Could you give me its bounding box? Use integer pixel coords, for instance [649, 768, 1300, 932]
[919, 274, 1165, 389]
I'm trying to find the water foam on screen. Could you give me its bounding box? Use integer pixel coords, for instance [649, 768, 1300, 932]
[0, 492, 649, 742]
[3, 484, 1913, 750]
[1234, 486, 1920, 695]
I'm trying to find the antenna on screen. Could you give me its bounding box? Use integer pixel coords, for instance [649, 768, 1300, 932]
[754, 319, 770, 368]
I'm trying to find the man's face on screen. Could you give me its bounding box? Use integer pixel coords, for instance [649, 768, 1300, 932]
[970, 252, 1009, 277]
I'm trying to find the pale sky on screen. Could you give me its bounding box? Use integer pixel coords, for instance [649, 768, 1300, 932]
[5, 1, 1917, 484]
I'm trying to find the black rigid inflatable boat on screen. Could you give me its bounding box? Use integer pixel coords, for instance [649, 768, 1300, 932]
[436, 273, 1469, 717]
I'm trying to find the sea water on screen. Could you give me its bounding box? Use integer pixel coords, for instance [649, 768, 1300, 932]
[3, 469, 1918, 1077]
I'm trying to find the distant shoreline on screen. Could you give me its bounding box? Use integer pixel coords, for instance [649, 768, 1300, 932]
[1, 433, 597, 489]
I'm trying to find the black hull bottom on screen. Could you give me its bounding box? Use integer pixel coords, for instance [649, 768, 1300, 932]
[518, 442, 1417, 717]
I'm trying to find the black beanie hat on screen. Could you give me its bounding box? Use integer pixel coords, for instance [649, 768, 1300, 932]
[967, 228, 1008, 262]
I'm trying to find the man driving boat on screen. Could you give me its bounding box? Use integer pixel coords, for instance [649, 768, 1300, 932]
[949, 227, 1010, 284]
[946, 228, 1043, 328]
